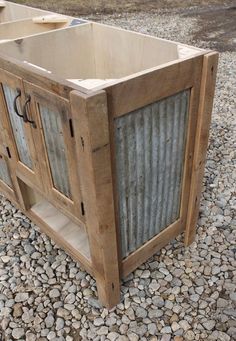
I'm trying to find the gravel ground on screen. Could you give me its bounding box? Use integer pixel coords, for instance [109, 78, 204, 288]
[0, 5, 236, 341]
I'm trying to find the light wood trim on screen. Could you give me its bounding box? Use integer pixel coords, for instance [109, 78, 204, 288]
[70, 90, 120, 309]
[106, 55, 203, 118]
[185, 52, 219, 245]
[122, 219, 184, 277]
[32, 14, 69, 24]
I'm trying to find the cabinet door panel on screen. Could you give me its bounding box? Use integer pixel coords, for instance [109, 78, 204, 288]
[39, 104, 71, 199]
[0, 69, 42, 189]
[2, 84, 32, 169]
[23, 81, 84, 222]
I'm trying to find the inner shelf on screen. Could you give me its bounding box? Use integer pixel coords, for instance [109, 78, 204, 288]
[17, 178, 91, 263]
[30, 199, 91, 261]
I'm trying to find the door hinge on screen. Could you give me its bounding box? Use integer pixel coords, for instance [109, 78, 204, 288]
[69, 118, 74, 138]
[6, 146, 11, 159]
[81, 201, 85, 216]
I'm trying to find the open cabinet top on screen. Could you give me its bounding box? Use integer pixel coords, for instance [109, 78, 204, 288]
[0, 2, 207, 93]
[0, 21, 206, 91]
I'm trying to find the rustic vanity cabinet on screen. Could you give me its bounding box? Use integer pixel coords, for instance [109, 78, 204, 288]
[0, 2, 218, 308]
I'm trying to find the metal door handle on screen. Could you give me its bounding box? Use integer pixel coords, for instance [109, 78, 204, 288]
[13, 88, 24, 119]
[22, 95, 37, 128]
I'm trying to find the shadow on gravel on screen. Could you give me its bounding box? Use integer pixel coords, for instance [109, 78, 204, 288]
[183, 4, 236, 52]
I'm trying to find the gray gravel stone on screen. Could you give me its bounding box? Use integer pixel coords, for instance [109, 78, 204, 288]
[15, 292, 29, 303]
[12, 328, 24, 339]
[49, 288, 60, 298]
[56, 317, 65, 331]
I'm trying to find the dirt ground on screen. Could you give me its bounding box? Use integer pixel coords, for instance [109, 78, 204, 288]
[11, 0, 236, 52]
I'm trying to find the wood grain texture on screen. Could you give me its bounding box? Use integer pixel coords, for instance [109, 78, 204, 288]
[122, 219, 184, 277]
[106, 55, 203, 118]
[184, 52, 219, 246]
[70, 90, 120, 309]
[23, 80, 84, 221]
[0, 68, 43, 189]
[31, 199, 90, 260]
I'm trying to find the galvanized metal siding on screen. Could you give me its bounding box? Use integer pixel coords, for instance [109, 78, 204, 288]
[3, 85, 32, 169]
[114, 90, 190, 258]
[39, 104, 71, 199]
[0, 157, 12, 188]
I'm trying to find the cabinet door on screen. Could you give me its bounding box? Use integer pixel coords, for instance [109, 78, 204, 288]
[23, 81, 84, 222]
[0, 69, 42, 188]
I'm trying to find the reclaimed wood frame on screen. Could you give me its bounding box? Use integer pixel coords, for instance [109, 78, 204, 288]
[0, 4, 218, 308]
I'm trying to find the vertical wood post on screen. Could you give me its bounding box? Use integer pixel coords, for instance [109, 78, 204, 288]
[185, 52, 219, 246]
[70, 90, 120, 308]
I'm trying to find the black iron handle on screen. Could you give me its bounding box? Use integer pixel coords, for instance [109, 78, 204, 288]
[13, 88, 24, 119]
[22, 95, 37, 129]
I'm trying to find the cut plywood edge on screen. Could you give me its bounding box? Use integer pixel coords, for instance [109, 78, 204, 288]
[67, 78, 117, 89]
[0, 39, 10, 43]
[31, 199, 91, 260]
[178, 45, 204, 59]
[33, 14, 69, 24]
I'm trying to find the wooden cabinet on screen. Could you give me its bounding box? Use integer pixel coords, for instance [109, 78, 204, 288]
[0, 7, 218, 309]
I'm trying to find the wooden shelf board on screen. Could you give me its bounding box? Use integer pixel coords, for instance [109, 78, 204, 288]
[30, 199, 91, 264]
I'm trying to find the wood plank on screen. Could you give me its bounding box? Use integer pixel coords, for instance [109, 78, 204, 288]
[106, 55, 203, 117]
[184, 52, 219, 245]
[70, 90, 120, 309]
[31, 199, 90, 260]
[122, 219, 184, 278]
[32, 15, 69, 24]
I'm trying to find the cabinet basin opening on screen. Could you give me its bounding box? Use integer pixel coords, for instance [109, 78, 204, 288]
[0, 1, 51, 24]
[0, 22, 203, 89]
[17, 178, 91, 262]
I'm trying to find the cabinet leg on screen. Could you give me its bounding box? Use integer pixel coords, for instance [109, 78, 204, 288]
[95, 272, 120, 309]
[184, 52, 218, 247]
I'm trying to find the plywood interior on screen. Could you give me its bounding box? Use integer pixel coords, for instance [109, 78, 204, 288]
[0, 22, 202, 87]
[0, 18, 70, 42]
[0, 1, 51, 23]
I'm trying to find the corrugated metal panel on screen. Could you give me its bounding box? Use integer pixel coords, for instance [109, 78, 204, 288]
[114, 90, 190, 258]
[39, 104, 71, 199]
[0, 157, 12, 188]
[3, 84, 32, 169]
